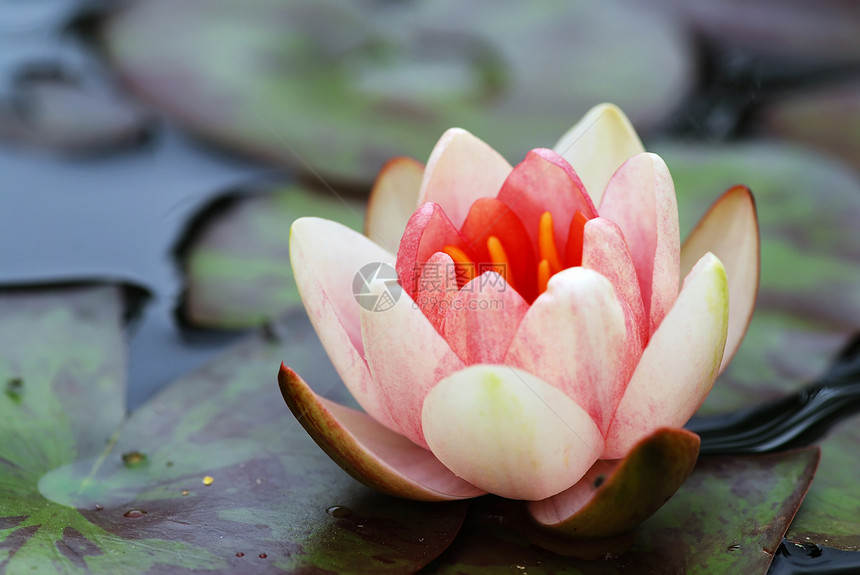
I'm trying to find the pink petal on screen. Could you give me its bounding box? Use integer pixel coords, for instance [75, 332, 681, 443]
[442, 272, 530, 364]
[497, 149, 597, 251]
[364, 156, 425, 253]
[417, 128, 512, 228]
[504, 267, 630, 434]
[415, 251, 458, 334]
[553, 103, 645, 206]
[528, 428, 700, 537]
[361, 280, 465, 449]
[395, 202, 464, 300]
[603, 253, 729, 459]
[681, 185, 760, 374]
[291, 217, 397, 429]
[421, 365, 604, 500]
[278, 364, 484, 501]
[598, 152, 680, 334]
[581, 217, 649, 350]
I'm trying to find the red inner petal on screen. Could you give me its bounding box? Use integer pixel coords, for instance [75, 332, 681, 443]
[459, 197, 537, 302]
[564, 211, 591, 268]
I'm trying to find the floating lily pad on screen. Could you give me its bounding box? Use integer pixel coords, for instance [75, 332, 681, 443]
[756, 81, 860, 173]
[0, 283, 467, 573]
[428, 449, 819, 574]
[0, 64, 153, 155]
[176, 183, 365, 329]
[788, 412, 860, 550]
[102, 0, 694, 183]
[657, 142, 860, 414]
[649, 0, 860, 66]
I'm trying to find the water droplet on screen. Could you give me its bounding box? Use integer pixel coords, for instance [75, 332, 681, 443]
[5, 378, 23, 403]
[326, 505, 353, 518]
[727, 544, 741, 552]
[258, 553, 267, 559]
[122, 451, 147, 467]
[202, 475, 214, 486]
[181, 489, 189, 496]
[235, 552, 244, 558]
[123, 509, 146, 518]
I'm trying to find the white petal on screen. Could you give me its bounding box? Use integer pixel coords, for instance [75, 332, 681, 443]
[364, 157, 425, 253]
[603, 253, 729, 459]
[553, 103, 645, 206]
[290, 217, 398, 430]
[681, 185, 759, 374]
[417, 128, 512, 228]
[504, 268, 630, 434]
[422, 365, 604, 501]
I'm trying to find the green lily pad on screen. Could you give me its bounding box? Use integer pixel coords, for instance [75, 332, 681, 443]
[788, 412, 860, 550]
[102, 0, 694, 184]
[757, 81, 860, 173]
[176, 183, 365, 329]
[0, 283, 467, 573]
[427, 448, 819, 574]
[656, 142, 860, 414]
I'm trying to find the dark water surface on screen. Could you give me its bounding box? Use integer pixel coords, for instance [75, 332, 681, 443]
[1, 0, 270, 408]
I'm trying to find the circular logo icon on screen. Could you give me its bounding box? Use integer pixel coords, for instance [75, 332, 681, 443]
[353, 262, 402, 312]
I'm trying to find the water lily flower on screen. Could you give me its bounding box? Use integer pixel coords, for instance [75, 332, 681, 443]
[279, 104, 759, 541]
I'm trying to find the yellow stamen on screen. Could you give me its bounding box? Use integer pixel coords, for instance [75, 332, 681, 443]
[538, 211, 563, 274]
[537, 259, 551, 295]
[486, 235, 514, 289]
[443, 245, 476, 283]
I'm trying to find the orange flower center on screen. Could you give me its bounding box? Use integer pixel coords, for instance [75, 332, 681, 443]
[442, 210, 589, 299]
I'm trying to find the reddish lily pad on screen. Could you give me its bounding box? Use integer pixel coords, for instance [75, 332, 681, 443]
[0, 283, 467, 573]
[649, 0, 860, 66]
[176, 183, 365, 329]
[102, 0, 694, 184]
[657, 142, 860, 414]
[427, 448, 819, 573]
[756, 81, 860, 173]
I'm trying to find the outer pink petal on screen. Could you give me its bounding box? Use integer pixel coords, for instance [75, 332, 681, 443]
[603, 253, 729, 459]
[415, 251, 458, 334]
[497, 149, 597, 250]
[553, 103, 645, 206]
[504, 267, 630, 434]
[422, 365, 604, 501]
[361, 278, 465, 449]
[395, 202, 464, 300]
[364, 156, 425, 253]
[598, 152, 680, 334]
[291, 217, 397, 430]
[581, 217, 649, 350]
[417, 128, 512, 228]
[278, 364, 484, 501]
[442, 272, 530, 365]
[681, 185, 760, 374]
